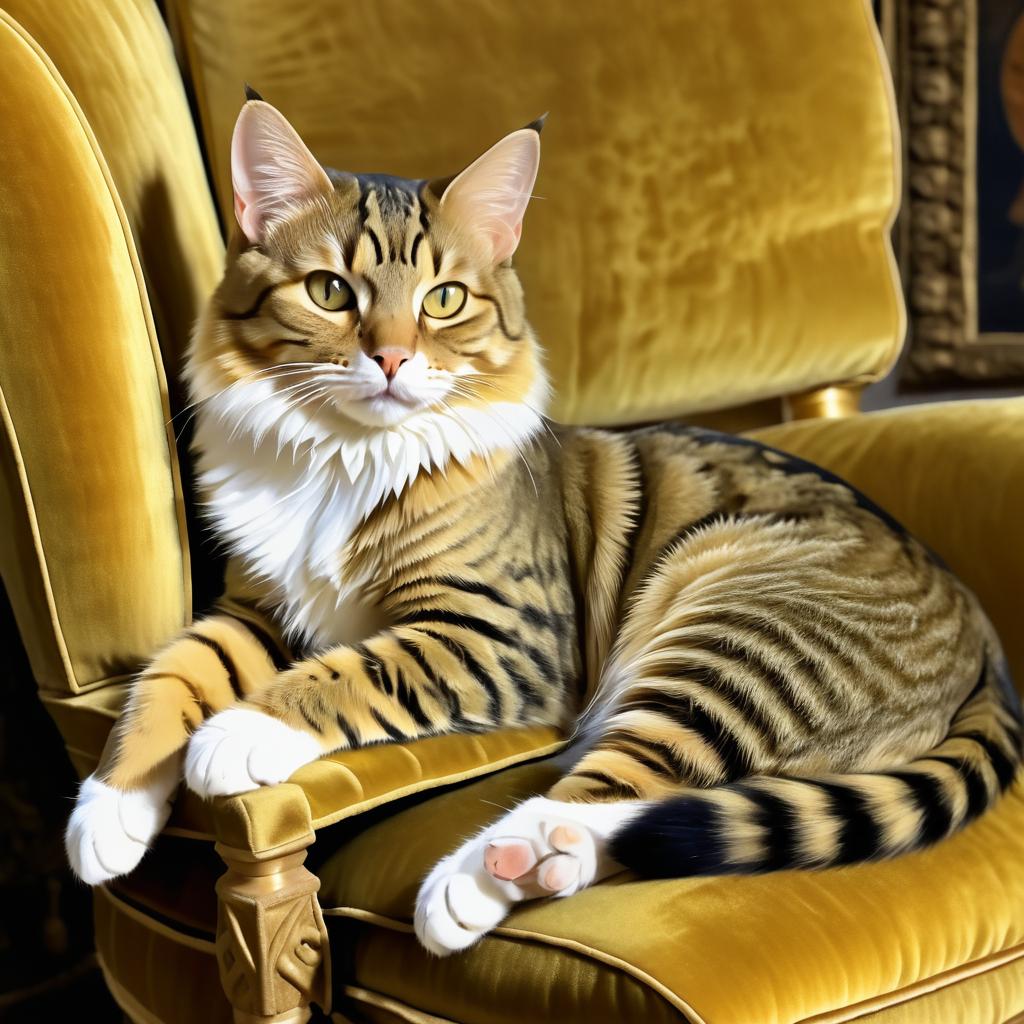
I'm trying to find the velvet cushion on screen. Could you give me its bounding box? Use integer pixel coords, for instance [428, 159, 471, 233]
[318, 759, 1024, 1024]
[168, 0, 903, 424]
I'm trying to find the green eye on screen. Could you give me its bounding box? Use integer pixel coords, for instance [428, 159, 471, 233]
[306, 271, 356, 312]
[422, 282, 467, 320]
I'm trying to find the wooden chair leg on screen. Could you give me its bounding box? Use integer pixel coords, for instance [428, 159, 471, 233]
[783, 383, 863, 421]
[214, 835, 331, 1023]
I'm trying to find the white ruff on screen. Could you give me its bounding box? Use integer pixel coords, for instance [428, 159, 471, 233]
[192, 379, 542, 647]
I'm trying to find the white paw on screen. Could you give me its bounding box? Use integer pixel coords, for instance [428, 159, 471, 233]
[184, 708, 322, 798]
[414, 797, 643, 957]
[65, 760, 178, 886]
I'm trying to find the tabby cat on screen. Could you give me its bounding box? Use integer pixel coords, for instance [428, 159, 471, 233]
[66, 96, 1022, 957]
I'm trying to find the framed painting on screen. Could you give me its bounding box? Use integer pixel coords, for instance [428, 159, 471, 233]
[883, 0, 1024, 386]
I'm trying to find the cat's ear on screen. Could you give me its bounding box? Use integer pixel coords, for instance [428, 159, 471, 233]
[439, 120, 543, 264]
[231, 99, 333, 243]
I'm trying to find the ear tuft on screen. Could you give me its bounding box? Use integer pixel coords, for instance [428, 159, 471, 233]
[231, 101, 333, 243]
[523, 112, 548, 135]
[243, 83, 264, 102]
[440, 127, 541, 265]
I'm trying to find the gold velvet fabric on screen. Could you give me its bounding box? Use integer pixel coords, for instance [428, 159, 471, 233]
[0, 0, 224, 393]
[168, 0, 903, 424]
[319, 759, 1024, 1024]
[0, 10, 190, 693]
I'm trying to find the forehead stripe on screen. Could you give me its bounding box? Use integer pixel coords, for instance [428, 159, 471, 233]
[365, 227, 384, 265]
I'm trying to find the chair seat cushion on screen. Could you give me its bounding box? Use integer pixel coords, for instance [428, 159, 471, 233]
[318, 760, 1024, 1024]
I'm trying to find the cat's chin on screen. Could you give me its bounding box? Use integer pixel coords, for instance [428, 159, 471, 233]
[334, 392, 431, 429]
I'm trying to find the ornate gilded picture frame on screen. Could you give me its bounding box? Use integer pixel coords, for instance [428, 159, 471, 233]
[883, 0, 1024, 386]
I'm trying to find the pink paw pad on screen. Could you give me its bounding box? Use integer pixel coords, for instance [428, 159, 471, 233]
[538, 853, 580, 893]
[485, 838, 537, 881]
[548, 824, 584, 850]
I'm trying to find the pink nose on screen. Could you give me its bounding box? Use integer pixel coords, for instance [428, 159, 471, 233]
[373, 349, 410, 381]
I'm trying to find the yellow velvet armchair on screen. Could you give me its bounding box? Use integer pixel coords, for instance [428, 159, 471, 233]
[1, 1, 1023, 1021]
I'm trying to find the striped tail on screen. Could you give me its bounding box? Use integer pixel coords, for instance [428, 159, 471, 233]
[609, 657, 1023, 876]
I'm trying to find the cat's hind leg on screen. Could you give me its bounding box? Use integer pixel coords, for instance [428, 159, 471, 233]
[414, 795, 647, 956]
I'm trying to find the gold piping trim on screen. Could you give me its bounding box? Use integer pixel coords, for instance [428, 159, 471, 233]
[855, 0, 907, 384]
[0, 366, 76, 690]
[796, 941, 1024, 1024]
[0, 12, 192, 696]
[342, 985, 460, 1024]
[98, 886, 217, 955]
[39, 691, 124, 716]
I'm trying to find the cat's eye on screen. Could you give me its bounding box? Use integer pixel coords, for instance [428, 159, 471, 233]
[422, 282, 467, 320]
[306, 271, 356, 312]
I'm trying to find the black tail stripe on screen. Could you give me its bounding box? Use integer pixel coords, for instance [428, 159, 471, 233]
[809, 781, 880, 864]
[186, 633, 243, 699]
[960, 730, 1019, 789]
[889, 770, 953, 844]
[741, 786, 800, 870]
[929, 755, 991, 820]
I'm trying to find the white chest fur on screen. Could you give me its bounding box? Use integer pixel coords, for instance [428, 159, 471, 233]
[191, 379, 542, 648]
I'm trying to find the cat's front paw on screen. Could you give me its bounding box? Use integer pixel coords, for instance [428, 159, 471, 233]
[184, 708, 322, 798]
[65, 759, 178, 885]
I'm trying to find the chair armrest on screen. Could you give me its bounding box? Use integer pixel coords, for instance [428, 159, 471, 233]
[748, 397, 1024, 686]
[206, 727, 565, 857]
[45, 655, 563, 854]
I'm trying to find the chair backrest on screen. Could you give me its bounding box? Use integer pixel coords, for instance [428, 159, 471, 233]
[168, 0, 905, 425]
[0, 1, 220, 694]
[0, 0, 902, 700]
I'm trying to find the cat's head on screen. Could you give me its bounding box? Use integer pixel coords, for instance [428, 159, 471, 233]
[187, 97, 547, 435]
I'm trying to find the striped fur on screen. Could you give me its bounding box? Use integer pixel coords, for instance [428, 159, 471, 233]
[68, 102, 1022, 904]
